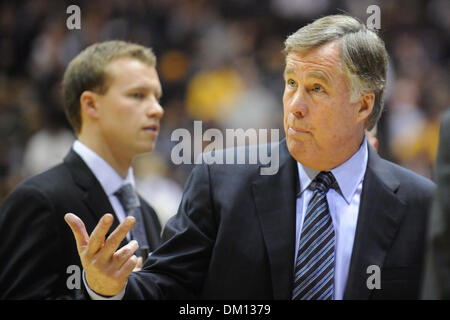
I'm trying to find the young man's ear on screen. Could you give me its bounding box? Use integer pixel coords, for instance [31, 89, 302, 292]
[80, 91, 100, 120]
[357, 91, 375, 123]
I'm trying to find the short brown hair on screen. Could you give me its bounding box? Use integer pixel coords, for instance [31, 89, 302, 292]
[62, 41, 156, 133]
[284, 15, 388, 130]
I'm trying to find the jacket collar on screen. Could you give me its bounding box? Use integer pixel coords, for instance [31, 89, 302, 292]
[63, 150, 122, 234]
[343, 145, 405, 299]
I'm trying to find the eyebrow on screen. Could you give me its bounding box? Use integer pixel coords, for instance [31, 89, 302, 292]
[128, 85, 163, 99]
[283, 68, 331, 86]
[306, 71, 331, 85]
[283, 67, 295, 78]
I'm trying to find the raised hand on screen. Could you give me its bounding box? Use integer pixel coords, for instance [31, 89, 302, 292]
[134, 257, 143, 272]
[64, 213, 139, 296]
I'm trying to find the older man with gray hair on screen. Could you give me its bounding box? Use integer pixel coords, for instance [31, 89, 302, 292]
[66, 15, 435, 300]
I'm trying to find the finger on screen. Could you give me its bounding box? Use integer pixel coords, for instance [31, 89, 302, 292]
[112, 240, 139, 269]
[133, 257, 143, 272]
[64, 213, 89, 254]
[101, 216, 136, 259]
[86, 214, 115, 257]
[118, 255, 138, 279]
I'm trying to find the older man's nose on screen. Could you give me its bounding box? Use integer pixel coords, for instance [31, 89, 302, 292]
[289, 90, 308, 118]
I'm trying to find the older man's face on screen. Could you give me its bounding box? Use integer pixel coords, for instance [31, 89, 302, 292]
[283, 41, 366, 170]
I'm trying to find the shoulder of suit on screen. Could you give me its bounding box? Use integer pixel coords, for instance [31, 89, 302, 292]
[378, 157, 436, 196]
[11, 162, 72, 198]
[200, 140, 280, 172]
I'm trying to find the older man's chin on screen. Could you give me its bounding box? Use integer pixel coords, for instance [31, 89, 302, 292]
[286, 138, 309, 162]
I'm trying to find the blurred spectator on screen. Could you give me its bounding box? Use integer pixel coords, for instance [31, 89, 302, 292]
[186, 67, 244, 121]
[133, 153, 184, 229]
[21, 127, 74, 177]
[366, 126, 379, 153]
[422, 107, 450, 299]
[271, 0, 330, 19]
[0, 0, 449, 206]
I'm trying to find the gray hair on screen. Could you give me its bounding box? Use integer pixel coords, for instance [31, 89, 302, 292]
[284, 15, 388, 130]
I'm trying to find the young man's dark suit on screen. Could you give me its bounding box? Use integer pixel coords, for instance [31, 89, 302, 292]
[0, 150, 161, 299]
[124, 139, 435, 300]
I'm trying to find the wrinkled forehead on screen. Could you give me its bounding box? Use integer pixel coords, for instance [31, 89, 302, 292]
[284, 41, 343, 72]
[283, 50, 345, 86]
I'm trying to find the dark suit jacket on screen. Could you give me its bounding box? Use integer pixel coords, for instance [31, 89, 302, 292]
[0, 150, 161, 299]
[124, 139, 435, 300]
[422, 108, 450, 299]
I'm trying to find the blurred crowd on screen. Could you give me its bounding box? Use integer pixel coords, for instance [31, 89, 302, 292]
[0, 0, 449, 225]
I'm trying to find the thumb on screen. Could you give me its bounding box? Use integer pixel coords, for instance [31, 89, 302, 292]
[64, 213, 90, 253]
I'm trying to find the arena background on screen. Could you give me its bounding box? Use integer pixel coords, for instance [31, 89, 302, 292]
[0, 0, 449, 226]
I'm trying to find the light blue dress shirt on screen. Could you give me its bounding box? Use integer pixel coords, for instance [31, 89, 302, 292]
[73, 140, 135, 300]
[73, 140, 137, 230]
[295, 138, 368, 300]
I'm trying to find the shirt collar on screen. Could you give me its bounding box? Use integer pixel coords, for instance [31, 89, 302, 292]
[72, 140, 135, 196]
[297, 137, 368, 204]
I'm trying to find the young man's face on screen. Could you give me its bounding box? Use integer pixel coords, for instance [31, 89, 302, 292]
[95, 58, 164, 160]
[283, 41, 368, 170]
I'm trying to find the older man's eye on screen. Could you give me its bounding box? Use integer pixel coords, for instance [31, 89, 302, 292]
[312, 84, 324, 92]
[287, 79, 297, 87]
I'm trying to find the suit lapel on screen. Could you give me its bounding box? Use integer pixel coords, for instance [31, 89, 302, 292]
[139, 198, 162, 250]
[251, 140, 298, 299]
[63, 150, 122, 235]
[344, 146, 406, 299]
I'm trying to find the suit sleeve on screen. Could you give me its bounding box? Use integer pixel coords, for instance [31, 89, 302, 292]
[0, 184, 64, 299]
[124, 163, 217, 299]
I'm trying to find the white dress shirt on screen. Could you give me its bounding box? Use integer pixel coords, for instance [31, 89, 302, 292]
[295, 138, 368, 300]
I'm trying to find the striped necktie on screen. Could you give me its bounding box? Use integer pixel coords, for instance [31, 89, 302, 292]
[292, 171, 336, 300]
[114, 184, 149, 257]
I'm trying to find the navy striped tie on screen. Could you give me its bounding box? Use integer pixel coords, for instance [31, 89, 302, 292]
[292, 171, 336, 300]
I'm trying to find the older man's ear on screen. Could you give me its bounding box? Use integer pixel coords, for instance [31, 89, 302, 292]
[357, 91, 376, 124]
